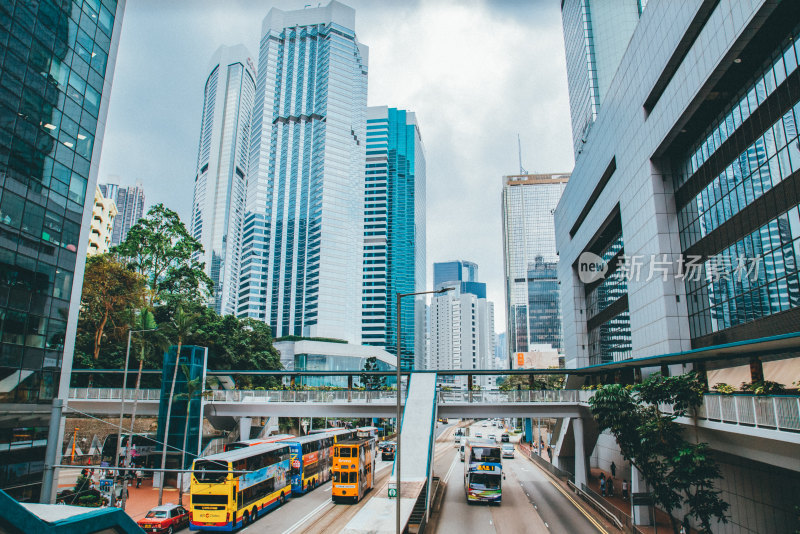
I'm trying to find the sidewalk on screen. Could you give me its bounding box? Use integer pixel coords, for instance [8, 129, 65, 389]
[121, 478, 182, 522]
[588, 468, 697, 534]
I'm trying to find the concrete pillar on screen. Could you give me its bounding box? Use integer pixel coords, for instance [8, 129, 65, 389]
[524, 418, 533, 443]
[239, 417, 252, 442]
[630, 465, 652, 525]
[573, 417, 588, 488]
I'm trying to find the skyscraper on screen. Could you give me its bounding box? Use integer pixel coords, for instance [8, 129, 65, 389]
[361, 106, 426, 370]
[429, 261, 495, 388]
[0, 0, 125, 501]
[238, 1, 368, 344]
[190, 45, 255, 315]
[561, 0, 642, 156]
[502, 173, 569, 356]
[99, 178, 144, 246]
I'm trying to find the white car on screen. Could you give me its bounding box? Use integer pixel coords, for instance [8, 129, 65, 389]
[475, 432, 483, 438]
[502, 444, 514, 458]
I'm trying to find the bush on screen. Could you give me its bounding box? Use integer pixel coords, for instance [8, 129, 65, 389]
[712, 382, 736, 394]
[740, 380, 786, 395]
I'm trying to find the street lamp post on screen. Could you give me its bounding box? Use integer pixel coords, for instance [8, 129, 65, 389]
[395, 287, 453, 534]
[112, 328, 155, 507]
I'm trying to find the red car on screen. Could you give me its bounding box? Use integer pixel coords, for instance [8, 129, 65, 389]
[137, 504, 189, 534]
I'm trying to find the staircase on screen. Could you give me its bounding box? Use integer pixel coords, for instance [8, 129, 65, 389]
[408, 476, 438, 533]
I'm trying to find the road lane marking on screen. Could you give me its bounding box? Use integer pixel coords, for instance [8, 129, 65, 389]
[443, 454, 459, 484]
[282, 497, 332, 534]
[543, 477, 609, 534]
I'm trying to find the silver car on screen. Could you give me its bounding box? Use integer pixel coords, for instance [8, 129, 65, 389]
[502, 443, 515, 458]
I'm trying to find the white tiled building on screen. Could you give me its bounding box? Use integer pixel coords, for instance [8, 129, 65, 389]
[556, 1, 800, 531]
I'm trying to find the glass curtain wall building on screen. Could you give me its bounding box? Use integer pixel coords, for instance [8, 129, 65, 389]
[189, 45, 255, 316]
[238, 1, 368, 344]
[361, 106, 426, 370]
[501, 173, 569, 357]
[0, 0, 125, 501]
[98, 179, 143, 246]
[561, 0, 641, 157]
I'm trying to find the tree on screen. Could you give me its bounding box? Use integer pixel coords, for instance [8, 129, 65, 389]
[113, 203, 211, 310]
[158, 305, 199, 505]
[175, 364, 203, 506]
[589, 373, 729, 533]
[78, 254, 146, 360]
[361, 356, 386, 390]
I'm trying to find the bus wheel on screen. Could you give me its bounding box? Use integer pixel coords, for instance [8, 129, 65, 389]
[252, 507, 258, 521]
[280, 492, 286, 505]
[242, 512, 249, 526]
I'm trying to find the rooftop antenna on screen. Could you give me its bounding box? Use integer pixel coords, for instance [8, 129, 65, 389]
[517, 134, 528, 175]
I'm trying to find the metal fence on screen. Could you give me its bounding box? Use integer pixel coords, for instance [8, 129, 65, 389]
[69, 387, 161, 401]
[666, 394, 800, 432]
[436, 389, 593, 404]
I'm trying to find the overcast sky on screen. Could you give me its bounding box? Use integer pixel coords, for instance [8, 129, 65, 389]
[97, 0, 574, 333]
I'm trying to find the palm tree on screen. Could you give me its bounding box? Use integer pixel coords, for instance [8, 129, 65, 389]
[158, 305, 198, 505]
[175, 364, 203, 506]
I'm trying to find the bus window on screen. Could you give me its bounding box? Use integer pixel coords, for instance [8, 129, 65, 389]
[333, 471, 341, 482]
[339, 447, 351, 458]
[194, 460, 228, 483]
[350, 472, 358, 483]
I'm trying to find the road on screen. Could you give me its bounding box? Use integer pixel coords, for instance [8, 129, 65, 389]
[211, 421, 606, 533]
[240, 423, 457, 533]
[437, 420, 606, 534]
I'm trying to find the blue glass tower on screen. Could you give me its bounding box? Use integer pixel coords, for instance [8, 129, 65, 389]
[362, 106, 426, 370]
[238, 1, 368, 344]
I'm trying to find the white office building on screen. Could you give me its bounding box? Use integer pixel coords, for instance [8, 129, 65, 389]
[237, 1, 368, 344]
[190, 45, 256, 315]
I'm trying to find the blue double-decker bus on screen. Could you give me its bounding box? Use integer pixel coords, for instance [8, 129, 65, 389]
[285, 430, 355, 495]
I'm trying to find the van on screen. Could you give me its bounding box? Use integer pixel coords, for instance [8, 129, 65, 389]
[454, 435, 461, 448]
[460, 444, 465, 462]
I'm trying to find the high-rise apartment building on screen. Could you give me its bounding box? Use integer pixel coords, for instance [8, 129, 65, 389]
[502, 173, 569, 356]
[99, 178, 144, 246]
[189, 45, 255, 315]
[556, 1, 800, 530]
[238, 1, 368, 344]
[0, 0, 125, 501]
[429, 262, 495, 388]
[361, 106, 426, 370]
[88, 185, 117, 256]
[561, 0, 643, 157]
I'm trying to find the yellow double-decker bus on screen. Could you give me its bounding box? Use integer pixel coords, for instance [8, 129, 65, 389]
[331, 437, 376, 503]
[190, 442, 291, 531]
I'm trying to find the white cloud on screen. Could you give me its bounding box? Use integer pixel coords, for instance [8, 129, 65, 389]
[98, 0, 574, 333]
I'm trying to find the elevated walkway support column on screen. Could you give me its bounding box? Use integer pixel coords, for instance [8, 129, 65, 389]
[239, 417, 252, 441]
[573, 416, 588, 487]
[524, 418, 533, 444]
[631, 465, 652, 526]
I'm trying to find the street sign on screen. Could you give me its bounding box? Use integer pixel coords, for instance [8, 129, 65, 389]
[388, 482, 397, 498]
[631, 492, 653, 505]
[99, 478, 112, 490]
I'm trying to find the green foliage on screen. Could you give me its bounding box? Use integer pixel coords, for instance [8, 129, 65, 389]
[498, 373, 564, 391]
[589, 372, 728, 533]
[361, 356, 386, 390]
[78, 254, 147, 360]
[113, 203, 211, 309]
[712, 383, 736, 394]
[740, 380, 786, 395]
[74, 207, 281, 386]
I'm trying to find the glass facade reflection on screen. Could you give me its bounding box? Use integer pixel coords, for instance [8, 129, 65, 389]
[0, 0, 123, 501]
[526, 259, 562, 352]
[361, 107, 425, 370]
[190, 45, 255, 316]
[238, 3, 367, 344]
[585, 230, 631, 365]
[501, 173, 568, 355]
[676, 21, 800, 345]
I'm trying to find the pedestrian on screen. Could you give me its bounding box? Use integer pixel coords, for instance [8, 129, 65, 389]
[610, 461, 616, 478]
[599, 473, 606, 496]
[622, 479, 629, 500]
[608, 477, 615, 497]
[135, 467, 143, 488]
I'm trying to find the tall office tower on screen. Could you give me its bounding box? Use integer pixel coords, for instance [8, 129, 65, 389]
[361, 106, 426, 370]
[494, 332, 507, 368]
[97, 174, 119, 205]
[189, 45, 255, 315]
[502, 173, 569, 356]
[433, 260, 478, 288]
[101, 180, 144, 246]
[238, 1, 368, 344]
[0, 0, 125, 501]
[561, 0, 642, 157]
[429, 275, 495, 389]
[555, 1, 800, 530]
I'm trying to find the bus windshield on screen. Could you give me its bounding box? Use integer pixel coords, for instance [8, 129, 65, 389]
[470, 447, 500, 463]
[337, 447, 352, 457]
[469, 473, 501, 490]
[194, 460, 229, 483]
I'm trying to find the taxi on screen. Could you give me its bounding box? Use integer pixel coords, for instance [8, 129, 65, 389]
[137, 504, 189, 533]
